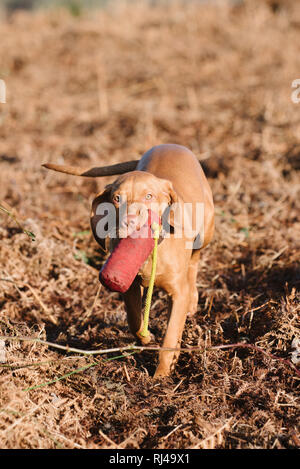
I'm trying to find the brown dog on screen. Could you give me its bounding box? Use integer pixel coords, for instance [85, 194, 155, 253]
[43, 144, 214, 378]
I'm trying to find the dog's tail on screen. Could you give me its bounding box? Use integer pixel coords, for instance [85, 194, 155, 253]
[42, 160, 139, 177]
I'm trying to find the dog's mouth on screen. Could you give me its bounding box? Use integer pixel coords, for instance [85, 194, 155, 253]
[118, 208, 161, 239]
[118, 206, 149, 238]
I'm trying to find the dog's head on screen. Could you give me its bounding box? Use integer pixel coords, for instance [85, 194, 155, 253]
[90, 171, 178, 250]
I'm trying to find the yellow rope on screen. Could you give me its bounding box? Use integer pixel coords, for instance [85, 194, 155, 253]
[139, 221, 160, 338]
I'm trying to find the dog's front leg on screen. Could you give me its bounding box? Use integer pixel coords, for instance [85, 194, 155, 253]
[123, 277, 151, 345]
[154, 281, 189, 378]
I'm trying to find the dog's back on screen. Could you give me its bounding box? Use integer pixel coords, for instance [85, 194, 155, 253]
[138, 144, 214, 248]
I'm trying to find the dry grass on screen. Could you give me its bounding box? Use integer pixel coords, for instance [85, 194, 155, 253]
[0, 0, 299, 449]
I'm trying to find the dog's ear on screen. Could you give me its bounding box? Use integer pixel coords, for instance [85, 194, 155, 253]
[160, 179, 181, 233]
[162, 179, 178, 205]
[90, 185, 114, 252]
[161, 179, 204, 245]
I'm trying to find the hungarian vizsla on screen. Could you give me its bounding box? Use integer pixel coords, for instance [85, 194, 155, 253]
[43, 144, 214, 378]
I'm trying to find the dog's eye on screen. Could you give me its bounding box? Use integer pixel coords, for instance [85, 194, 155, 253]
[113, 194, 120, 203]
[145, 193, 153, 200]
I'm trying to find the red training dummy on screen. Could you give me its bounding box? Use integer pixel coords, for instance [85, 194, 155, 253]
[99, 210, 160, 293]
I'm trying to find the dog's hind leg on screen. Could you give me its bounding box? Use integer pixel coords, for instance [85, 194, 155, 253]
[187, 249, 201, 316]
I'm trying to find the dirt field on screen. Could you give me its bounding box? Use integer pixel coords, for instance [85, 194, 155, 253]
[0, 0, 299, 449]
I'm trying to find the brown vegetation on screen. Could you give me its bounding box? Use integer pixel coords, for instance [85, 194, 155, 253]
[0, 0, 299, 449]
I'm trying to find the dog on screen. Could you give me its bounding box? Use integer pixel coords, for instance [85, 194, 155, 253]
[43, 144, 214, 378]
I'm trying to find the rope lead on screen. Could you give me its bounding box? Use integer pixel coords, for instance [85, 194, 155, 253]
[140, 221, 160, 338]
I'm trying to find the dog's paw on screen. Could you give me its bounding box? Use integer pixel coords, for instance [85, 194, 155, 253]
[153, 366, 169, 379]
